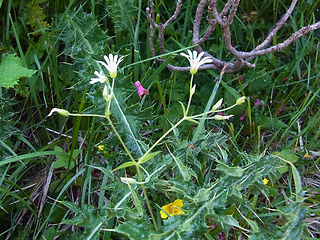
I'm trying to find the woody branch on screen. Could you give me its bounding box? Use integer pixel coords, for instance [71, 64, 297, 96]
[146, 0, 320, 73]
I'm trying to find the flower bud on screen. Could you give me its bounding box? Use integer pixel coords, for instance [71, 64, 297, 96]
[102, 85, 109, 101]
[236, 96, 246, 105]
[211, 98, 223, 112]
[190, 84, 196, 96]
[121, 177, 138, 184]
[213, 114, 234, 120]
[48, 108, 69, 117]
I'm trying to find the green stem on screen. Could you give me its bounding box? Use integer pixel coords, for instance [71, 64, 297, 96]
[185, 74, 194, 115]
[106, 117, 136, 164]
[107, 113, 158, 230]
[136, 165, 158, 231]
[143, 118, 185, 157]
[68, 113, 106, 118]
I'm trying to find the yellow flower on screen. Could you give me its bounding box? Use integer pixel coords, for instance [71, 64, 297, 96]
[304, 153, 311, 158]
[263, 178, 269, 185]
[97, 145, 104, 151]
[160, 199, 185, 219]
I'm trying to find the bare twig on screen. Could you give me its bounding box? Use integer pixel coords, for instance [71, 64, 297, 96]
[146, 0, 320, 73]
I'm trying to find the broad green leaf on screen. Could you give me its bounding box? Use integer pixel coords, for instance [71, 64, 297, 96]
[260, 116, 287, 129]
[112, 161, 137, 171]
[215, 161, 244, 177]
[0, 54, 37, 88]
[138, 151, 161, 164]
[52, 146, 80, 169]
[273, 149, 299, 174]
[114, 219, 155, 239]
[193, 188, 211, 203]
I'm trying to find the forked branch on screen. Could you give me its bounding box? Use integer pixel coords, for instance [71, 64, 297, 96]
[146, 0, 320, 73]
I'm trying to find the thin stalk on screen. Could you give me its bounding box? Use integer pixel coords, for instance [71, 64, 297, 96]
[136, 165, 158, 231]
[143, 118, 185, 157]
[106, 117, 136, 164]
[185, 74, 194, 115]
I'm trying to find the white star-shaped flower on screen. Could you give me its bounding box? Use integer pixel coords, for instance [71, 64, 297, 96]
[98, 54, 124, 79]
[180, 50, 213, 74]
[90, 71, 108, 84]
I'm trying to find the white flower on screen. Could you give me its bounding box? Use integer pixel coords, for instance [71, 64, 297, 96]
[180, 50, 213, 74]
[90, 71, 108, 84]
[98, 54, 124, 79]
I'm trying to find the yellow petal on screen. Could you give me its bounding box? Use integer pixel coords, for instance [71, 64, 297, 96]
[160, 210, 169, 219]
[172, 199, 183, 208]
[263, 178, 269, 185]
[173, 208, 185, 216]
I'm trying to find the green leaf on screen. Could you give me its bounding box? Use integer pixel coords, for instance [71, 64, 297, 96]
[138, 151, 161, 164]
[179, 101, 186, 116]
[52, 146, 80, 169]
[260, 116, 287, 129]
[273, 149, 299, 174]
[215, 161, 244, 177]
[0, 54, 37, 88]
[126, 184, 143, 218]
[168, 151, 191, 182]
[114, 219, 155, 239]
[112, 161, 137, 171]
[58, 9, 146, 158]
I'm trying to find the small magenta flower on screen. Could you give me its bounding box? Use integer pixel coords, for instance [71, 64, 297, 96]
[240, 110, 247, 121]
[98, 54, 124, 79]
[254, 98, 264, 108]
[90, 71, 108, 84]
[180, 50, 213, 74]
[135, 81, 149, 98]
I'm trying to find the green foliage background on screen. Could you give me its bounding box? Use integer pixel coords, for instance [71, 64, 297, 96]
[0, 0, 319, 239]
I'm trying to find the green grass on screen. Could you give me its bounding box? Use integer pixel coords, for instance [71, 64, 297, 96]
[0, 0, 319, 239]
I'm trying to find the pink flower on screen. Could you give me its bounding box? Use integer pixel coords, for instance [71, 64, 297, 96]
[254, 98, 264, 108]
[240, 110, 247, 121]
[135, 81, 149, 98]
[277, 102, 287, 116]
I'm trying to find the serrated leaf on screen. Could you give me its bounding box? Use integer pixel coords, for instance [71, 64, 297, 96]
[58, 9, 146, 158]
[170, 153, 191, 182]
[114, 219, 154, 239]
[215, 161, 244, 177]
[138, 151, 161, 164]
[0, 54, 37, 88]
